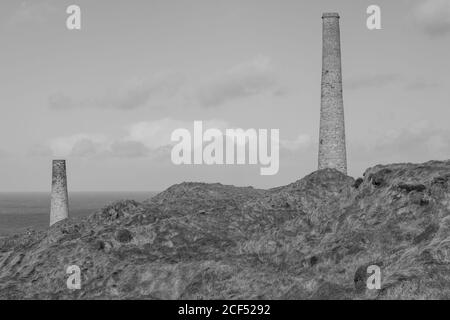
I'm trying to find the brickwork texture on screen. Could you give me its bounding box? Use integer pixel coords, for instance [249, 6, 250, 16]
[50, 160, 69, 226]
[318, 13, 347, 174]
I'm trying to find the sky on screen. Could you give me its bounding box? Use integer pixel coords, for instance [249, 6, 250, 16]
[0, 0, 449, 191]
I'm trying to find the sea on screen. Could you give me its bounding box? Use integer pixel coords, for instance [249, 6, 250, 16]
[0, 192, 156, 237]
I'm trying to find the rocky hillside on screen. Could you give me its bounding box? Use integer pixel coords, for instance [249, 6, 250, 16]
[0, 161, 449, 299]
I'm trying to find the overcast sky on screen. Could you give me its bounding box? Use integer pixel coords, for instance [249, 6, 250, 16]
[0, 0, 449, 191]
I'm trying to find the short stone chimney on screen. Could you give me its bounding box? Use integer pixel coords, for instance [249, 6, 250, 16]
[50, 160, 69, 226]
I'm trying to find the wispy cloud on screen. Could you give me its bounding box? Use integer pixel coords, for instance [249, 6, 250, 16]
[280, 134, 311, 151]
[196, 56, 280, 107]
[109, 141, 150, 158]
[353, 121, 450, 163]
[6, 1, 57, 27]
[411, 0, 450, 36]
[34, 118, 309, 161]
[36, 119, 229, 159]
[49, 134, 109, 157]
[346, 73, 440, 92]
[49, 72, 185, 110]
[345, 73, 400, 90]
[49, 56, 283, 111]
[37, 133, 152, 159]
[404, 78, 439, 91]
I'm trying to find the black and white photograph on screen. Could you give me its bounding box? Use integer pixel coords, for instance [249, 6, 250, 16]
[0, 0, 449, 308]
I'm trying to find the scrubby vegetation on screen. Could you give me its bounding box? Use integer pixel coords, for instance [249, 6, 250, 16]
[0, 161, 449, 299]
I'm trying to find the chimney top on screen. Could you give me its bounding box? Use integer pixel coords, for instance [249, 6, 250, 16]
[322, 12, 340, 19]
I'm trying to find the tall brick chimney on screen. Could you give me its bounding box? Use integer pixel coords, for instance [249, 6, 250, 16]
[318, 12, 347, 174]
[50, 160, 69, 226]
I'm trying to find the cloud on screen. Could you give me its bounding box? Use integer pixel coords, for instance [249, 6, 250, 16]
[280, 134, 311, 151]
[28, 144, 53, 157]
[49, 73, 185, 110]
[346, 73, 440, 92]
[404, 78, 439, 91]
[49, 57, 282, 111]
[353, 121, 450, 163]
[6, 1, 57, 27]
[37, 117, 311, 163]
[108, 141, 150, 158]
[412, 0, 450, 36]
[39, 119, 229, 159]
[42, 133, 149, 158]
[126, 118, 231, 158]
[48, 134, 109, 157]
[70, 139, 105, 157]
[126, 118, 191, 149]
[48, 93, 77, 110]
[196, 56, 279, 107]
[345, 73, 400, 90]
